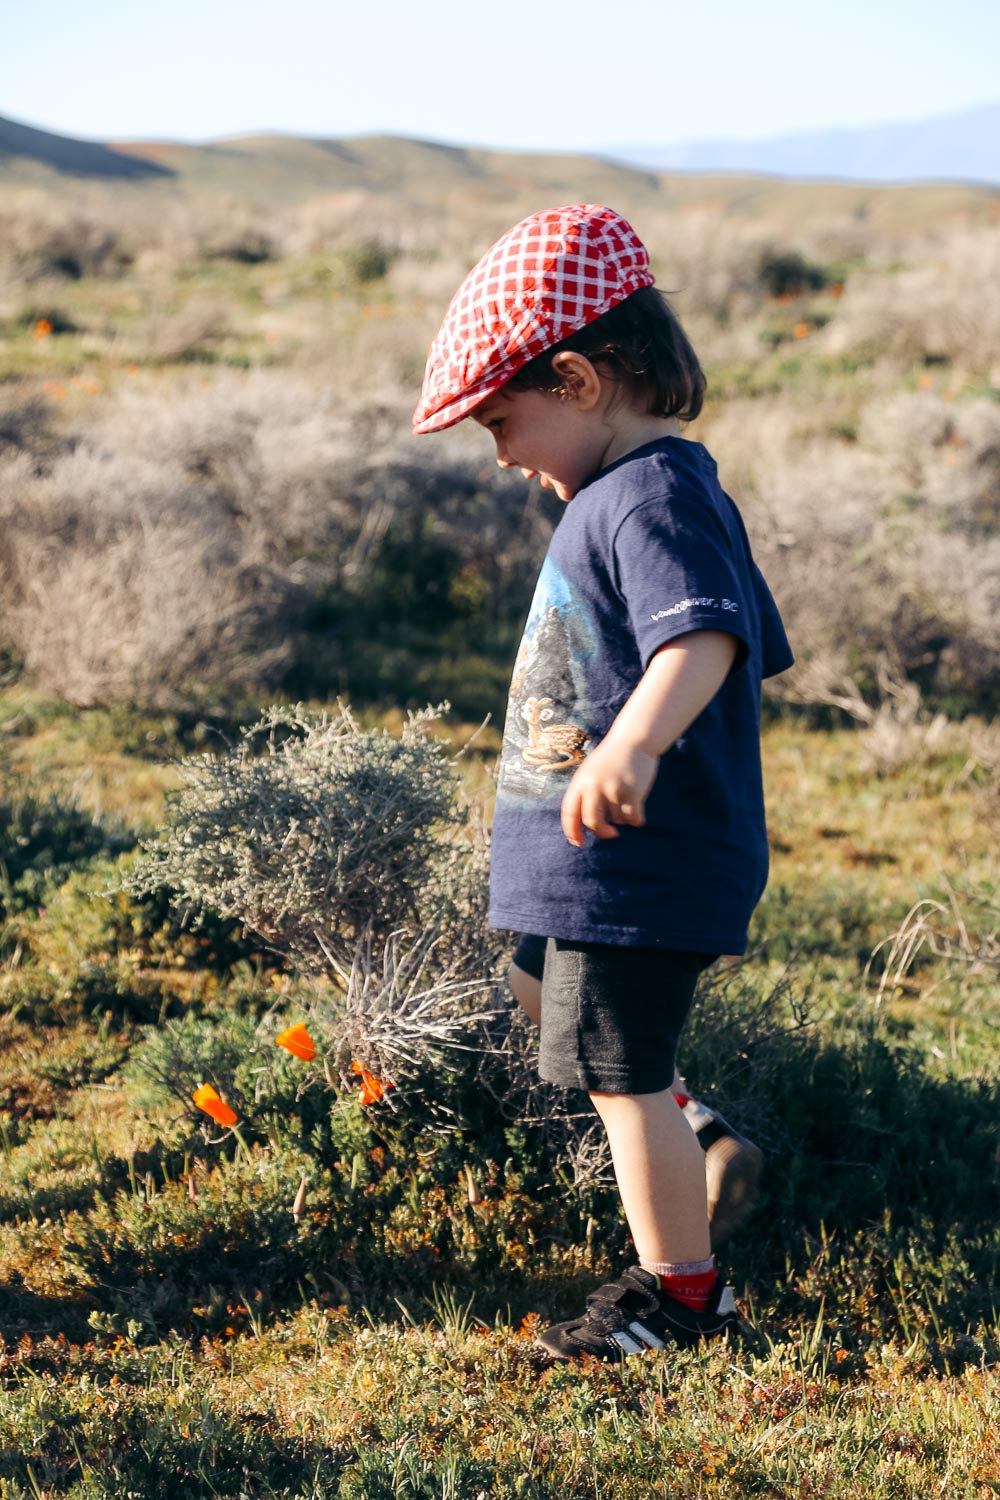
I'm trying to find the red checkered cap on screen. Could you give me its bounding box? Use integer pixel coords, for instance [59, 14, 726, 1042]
[412, 204, 654, 435]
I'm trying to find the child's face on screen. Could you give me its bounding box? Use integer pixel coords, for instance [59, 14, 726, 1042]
[470, 386, 610, 503]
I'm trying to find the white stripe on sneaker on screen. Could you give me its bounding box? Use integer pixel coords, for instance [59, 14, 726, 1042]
[628, 1320, 666, 1349]
[608, 1330, 646, 1354]
[717, 1285, 737, 1315]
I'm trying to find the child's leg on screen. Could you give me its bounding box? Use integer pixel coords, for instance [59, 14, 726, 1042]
[537, 941, 710, 1268]
[531, 940, 741, 1361]
[508, 955, 542, 1026]
[588, 1086, 710, 1264]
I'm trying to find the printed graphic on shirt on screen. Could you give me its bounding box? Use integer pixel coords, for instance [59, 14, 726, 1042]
[649, 596, 740, 622]
[498, 556, 598, 804]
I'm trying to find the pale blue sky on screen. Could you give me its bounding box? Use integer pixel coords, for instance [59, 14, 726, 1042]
[4, 0, 998, 152]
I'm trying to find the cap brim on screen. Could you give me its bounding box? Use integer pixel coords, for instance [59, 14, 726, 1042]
[412, 366, 520, 435]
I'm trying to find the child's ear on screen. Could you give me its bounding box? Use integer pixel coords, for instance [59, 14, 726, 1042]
[550, 351, 603, 409]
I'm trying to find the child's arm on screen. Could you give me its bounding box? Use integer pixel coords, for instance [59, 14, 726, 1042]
[560, 630, 738, 847]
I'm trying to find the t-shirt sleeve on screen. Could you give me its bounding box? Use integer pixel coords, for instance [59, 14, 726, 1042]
[612, 494, 753, 671]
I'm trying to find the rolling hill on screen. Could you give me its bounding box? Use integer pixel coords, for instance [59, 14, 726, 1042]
[1, 110, 997, 229]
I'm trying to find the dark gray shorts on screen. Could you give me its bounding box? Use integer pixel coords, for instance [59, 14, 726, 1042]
[513, 933, 716, 1095]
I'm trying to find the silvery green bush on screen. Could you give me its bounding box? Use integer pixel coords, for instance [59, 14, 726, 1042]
[117, 700, 481, 973]
[116, 700, 523, 1123]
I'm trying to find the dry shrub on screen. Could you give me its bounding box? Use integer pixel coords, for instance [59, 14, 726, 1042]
[792, 212, 878, 267]
[698, 397, 896, 523]
[279, 191, 433, 260]
[119, 701, 514, 1120]
[0, 499, 297, 711]
[118, 702, 477, 968]
[639, 207, 874, 327]
[796, 511, 994, 708]
[312, 924, 503, 1102]
[0, 187, 283, 289]
[0, 378, 315, 709]
[0, 366, 558, 711]
[701, 393, 1000, 708]
[0, 193, 131, 283]
[0, 388, 66, 461]
[819, 223, 1000, 373]
[774, 654, 1000, 776]
[144, 297, 231, 363]
[3, 360, 996, 714]
[89, 369, 351, 547]
[641, 207, 777, 321]
[859, 391, 1000, 531]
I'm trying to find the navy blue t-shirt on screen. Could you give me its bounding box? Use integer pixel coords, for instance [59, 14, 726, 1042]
[488, 435, 794, 954]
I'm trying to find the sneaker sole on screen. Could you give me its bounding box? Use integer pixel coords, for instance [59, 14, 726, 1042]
[706, 1136, 764, 1251]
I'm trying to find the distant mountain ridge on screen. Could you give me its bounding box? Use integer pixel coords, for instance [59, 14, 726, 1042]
[603, 101, 1000, 184]
[0, 112, 174, 180]
[0, 109, 997, 230]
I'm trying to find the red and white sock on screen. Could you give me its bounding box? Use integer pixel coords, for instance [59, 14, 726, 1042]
[640, 1256, 717, 1311]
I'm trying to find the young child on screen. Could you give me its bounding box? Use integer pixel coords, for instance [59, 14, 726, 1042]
[412, 204, 793, 1362]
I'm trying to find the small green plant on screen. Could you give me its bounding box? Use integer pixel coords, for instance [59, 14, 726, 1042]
[0, 781, 132, 920]
[16, 307, 79, 334]
[205, 229, 274, 265]
[759, 248, 829, 297]
[342, 236, 395, 283]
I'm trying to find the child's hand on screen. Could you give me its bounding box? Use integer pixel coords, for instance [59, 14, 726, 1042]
[560, 741, 659, 847]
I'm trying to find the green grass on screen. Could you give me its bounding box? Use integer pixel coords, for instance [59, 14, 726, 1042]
[2, 1320, 998, 1497]
[0, 689, 998, 1495]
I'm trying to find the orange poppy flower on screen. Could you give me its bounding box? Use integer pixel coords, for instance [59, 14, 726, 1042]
[830, 282, 844, 298]
[33, 319, 52, 339]
[350, 1059, 394, 1106]
[792, 322, 811, 339]
[276, 1022, 316, 1061]
[192, 1083, 238, 1127]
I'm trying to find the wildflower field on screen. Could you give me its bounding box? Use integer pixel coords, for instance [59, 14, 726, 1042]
[0, 142, 998, 1496]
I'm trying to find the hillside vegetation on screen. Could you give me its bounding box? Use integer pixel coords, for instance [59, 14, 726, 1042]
[0, 149, 997, 1497]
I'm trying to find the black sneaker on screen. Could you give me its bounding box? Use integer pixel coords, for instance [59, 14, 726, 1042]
[535, 1267, 741, 1363]
[683, 1100, 764, 1251]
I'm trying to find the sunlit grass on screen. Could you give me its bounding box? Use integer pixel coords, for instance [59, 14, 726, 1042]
[1, 685, 997, 1494]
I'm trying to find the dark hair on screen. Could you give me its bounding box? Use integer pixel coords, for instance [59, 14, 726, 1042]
[507, 286, 706, 422]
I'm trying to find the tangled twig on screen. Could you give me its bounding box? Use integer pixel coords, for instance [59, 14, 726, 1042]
[865, 879, 1000, 1005]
